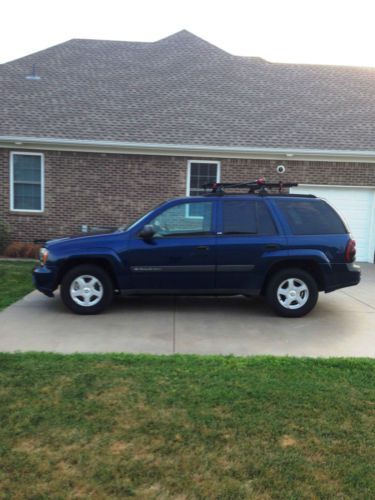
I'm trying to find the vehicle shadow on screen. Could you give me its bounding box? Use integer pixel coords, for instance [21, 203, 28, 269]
[111, 294, 270, 316]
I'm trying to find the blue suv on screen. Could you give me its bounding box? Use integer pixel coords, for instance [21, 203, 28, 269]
[33, 183, 360, 317]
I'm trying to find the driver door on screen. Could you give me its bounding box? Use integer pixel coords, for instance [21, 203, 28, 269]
[124, 200, 217, 291]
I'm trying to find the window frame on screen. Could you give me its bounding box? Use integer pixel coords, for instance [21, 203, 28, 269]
[10, 151, 45, 213]
[186, 160, 221, 219]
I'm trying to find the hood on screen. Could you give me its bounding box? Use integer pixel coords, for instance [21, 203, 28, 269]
[45, 230, 119, 248]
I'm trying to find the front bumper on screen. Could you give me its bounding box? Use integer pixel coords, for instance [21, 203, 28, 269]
[32, 265, 58, 297]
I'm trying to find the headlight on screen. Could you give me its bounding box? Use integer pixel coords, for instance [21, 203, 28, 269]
[39, 248, 49, 266]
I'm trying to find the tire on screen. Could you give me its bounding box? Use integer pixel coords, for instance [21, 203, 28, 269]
[60, 265, 113, 315]
[266, 268, 318, 318]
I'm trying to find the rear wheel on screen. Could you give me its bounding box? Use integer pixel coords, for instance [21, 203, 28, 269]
[60, 265, 113, 314]
[266, 268, 318, 317]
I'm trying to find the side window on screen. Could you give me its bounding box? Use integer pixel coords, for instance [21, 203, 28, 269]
[11, 152, 44, 212]
[257, 201, 277, 235]
[223, 200, 257, 234]
[222, 200, 277, 235]
[275, 200, 347, 235]
[149, 202, 213, 237]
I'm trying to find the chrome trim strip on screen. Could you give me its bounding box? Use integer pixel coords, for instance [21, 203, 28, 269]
[130, 265, 215, 273]
[217, 264, 255, 272]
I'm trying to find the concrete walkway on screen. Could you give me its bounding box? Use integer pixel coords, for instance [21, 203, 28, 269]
[0, 264, 374, 356]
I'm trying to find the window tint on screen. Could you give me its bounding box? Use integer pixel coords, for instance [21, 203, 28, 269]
[12, 154, 43, 211]
[275, 199, 347, 235]
[223, 200, 257, 234]
[257, 201, 277, 235]
[150, 202, 213, 236]
[222, 200, 276, 235]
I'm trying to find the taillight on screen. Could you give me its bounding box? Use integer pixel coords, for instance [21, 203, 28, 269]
[345, 239, 356, 263]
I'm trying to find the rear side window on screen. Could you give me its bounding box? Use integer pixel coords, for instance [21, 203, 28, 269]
[222, 200, 277, 235]
[275, 199, 347, 235]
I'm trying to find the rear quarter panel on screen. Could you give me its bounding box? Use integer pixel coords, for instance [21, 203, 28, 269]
[286, 234, 350, 264]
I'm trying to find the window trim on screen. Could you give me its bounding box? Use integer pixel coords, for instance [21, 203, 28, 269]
[10, 151, 44, 213]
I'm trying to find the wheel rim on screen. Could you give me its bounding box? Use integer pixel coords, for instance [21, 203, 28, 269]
[69, 275, 103, 307]
[277, 278, 309, 310]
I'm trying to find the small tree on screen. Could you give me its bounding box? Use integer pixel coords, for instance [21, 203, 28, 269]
[0, 221, 10, 255]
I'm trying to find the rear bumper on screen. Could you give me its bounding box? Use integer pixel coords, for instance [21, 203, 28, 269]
[32, 265, 58, 297]
[323, 263, 361, 293]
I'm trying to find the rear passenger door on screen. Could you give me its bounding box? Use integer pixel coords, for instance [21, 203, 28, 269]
[216, 199, 286, 292]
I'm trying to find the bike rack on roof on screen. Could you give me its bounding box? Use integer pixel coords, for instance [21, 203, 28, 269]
[202, 177, 299, 195]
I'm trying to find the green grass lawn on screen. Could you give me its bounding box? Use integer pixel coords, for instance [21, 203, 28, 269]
[0, 261, 36, 311]
[0, 354, 374, 498]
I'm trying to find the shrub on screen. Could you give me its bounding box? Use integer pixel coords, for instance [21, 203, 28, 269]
[4, 242, 41, 260]
[0, 222, 10, 255]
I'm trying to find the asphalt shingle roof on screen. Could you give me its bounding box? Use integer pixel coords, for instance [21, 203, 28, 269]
[2, 30, 375, 151]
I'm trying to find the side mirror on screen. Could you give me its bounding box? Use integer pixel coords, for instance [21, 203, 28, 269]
[139, 224, 155, 240]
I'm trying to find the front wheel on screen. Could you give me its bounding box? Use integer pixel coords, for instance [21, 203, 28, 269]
[60, 265, 113, 315]
[266, 268, 318, 318]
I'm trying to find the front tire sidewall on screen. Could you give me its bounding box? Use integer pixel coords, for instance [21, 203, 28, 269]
[61, 265, 113, 315]
[266, 268, 318, 318]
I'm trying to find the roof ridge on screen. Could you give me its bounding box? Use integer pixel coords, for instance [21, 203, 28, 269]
[154, 30, 231, 56]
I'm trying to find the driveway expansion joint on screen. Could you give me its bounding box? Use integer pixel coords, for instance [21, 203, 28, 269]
[340, 290, 375, 311]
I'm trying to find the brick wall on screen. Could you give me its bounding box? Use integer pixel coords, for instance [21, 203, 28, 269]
[1, 148, 375, 242]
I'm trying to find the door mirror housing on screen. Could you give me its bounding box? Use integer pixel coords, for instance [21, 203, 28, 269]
[139, 224, 155, 240]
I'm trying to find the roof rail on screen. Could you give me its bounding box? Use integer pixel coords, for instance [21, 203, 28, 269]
[202, 177, 298, 194]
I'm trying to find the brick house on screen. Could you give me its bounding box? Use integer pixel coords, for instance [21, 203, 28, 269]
[1, 30, 375, 262]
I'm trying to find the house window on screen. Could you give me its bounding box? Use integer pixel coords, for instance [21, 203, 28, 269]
[10, 152, 44, 212]
[187, 160, 220, 197]
[186, 160, 220, 217]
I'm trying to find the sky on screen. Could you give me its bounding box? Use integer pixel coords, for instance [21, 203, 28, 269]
[2, 0, 375, 67]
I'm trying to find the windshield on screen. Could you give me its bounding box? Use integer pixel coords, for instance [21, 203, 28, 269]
[118, 203, 165, 232]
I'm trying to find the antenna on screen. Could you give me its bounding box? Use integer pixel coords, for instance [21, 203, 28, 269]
[26, 64, 41, 80]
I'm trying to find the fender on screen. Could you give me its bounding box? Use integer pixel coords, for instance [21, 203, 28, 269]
[50, 247, 128, 288]
[260, 248, 331, 267]
[286, 249, 332, 266]
[254, 248, 332, 292]
[60, 247, 124, 268]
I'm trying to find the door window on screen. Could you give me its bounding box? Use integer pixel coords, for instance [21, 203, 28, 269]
[149, 202, 213, 236]
[222, 200, 276, 235]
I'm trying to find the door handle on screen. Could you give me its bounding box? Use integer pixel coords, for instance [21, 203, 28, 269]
[265, 244, 280, 250]
[196, 245, 209, 250]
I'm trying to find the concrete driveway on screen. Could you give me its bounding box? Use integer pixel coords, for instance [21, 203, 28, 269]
[0, 264, 374, 357]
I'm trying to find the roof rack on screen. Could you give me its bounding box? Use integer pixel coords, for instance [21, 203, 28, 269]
[202, 177, 298, 195]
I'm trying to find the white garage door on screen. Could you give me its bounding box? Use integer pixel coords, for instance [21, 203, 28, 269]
[290, 186, 375, 263]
